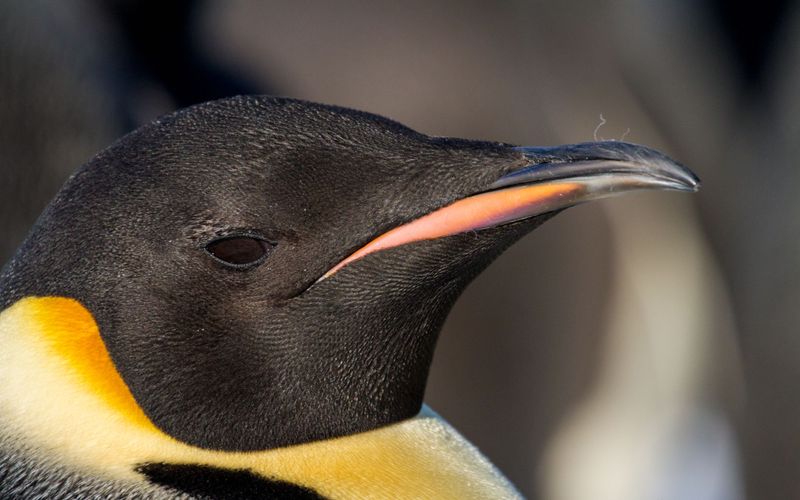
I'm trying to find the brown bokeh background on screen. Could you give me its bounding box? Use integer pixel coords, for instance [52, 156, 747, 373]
[2, 1, 797, 498]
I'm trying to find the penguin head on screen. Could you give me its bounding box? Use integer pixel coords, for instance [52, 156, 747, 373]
[0, 96, 698, 451]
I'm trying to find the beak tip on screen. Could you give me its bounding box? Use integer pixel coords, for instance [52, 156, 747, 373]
[659, 158, 701, 193]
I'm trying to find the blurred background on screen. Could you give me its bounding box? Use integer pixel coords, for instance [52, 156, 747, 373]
[1, 0, 797, 498]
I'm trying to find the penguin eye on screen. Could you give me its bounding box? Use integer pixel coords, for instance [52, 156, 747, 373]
[205, 236, 273, 269]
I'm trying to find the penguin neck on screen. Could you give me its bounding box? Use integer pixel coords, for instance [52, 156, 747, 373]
[0, 296, 518, 498]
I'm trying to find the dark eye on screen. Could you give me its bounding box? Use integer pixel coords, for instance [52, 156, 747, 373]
[205, 236, 273, 269]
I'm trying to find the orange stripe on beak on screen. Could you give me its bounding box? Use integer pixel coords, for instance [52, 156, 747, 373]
[323, 182, 584, 278]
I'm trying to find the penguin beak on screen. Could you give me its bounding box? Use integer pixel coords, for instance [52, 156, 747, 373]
[322, 141, 699, 279]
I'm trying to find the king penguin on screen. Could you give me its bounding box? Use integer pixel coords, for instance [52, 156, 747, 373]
[0, 96, 698, 499]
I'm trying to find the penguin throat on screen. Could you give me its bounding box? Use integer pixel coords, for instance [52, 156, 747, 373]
[0, 298, 518, 498]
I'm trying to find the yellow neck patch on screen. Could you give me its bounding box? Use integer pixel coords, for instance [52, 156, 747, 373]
[0, 297, 519, 499]
[21, 297, 153, 429]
